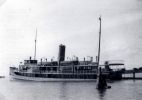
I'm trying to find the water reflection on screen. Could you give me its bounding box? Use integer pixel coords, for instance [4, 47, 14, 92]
[97, 89, 106, 100]
[0, 93, 7, 100]
[60, 82, 67, 100]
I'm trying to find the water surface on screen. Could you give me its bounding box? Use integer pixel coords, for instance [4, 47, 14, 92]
[0, 77, 142, 100]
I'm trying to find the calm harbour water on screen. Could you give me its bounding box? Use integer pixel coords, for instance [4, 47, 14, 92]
[0, 77, 142, 100]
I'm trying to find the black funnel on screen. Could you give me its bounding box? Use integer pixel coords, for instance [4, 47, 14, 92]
[58, 44, 66, 62]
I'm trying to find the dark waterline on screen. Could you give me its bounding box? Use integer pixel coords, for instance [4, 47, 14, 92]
[0, 77, 142, 100]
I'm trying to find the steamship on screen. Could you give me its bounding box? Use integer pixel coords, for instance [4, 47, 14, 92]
[9, 17, 124, 81]
[10, 44, 98, 81]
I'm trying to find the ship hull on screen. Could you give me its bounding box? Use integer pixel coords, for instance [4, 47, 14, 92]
[10, 71, 97, 82]
[10, 74, 97, 82]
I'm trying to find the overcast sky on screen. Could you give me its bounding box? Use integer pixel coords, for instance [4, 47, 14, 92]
[0, 0, 142, 75]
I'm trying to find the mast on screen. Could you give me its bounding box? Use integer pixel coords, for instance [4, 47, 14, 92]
[97, 16, 101, 67]
[34, 28, 37, 60]
[96, 17, 111, 89]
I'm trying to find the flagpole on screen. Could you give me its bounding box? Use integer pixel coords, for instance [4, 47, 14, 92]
[34, 28, 37, 60]
[98, 16, 101, 68]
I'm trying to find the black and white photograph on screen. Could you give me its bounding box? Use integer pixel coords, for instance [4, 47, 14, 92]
[0, 0, 142, 100]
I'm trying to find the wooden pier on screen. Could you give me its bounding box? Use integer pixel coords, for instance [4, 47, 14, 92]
[122, 70, 142, 80]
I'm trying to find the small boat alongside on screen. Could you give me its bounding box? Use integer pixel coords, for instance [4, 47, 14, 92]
[0, 76, 5, 78]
